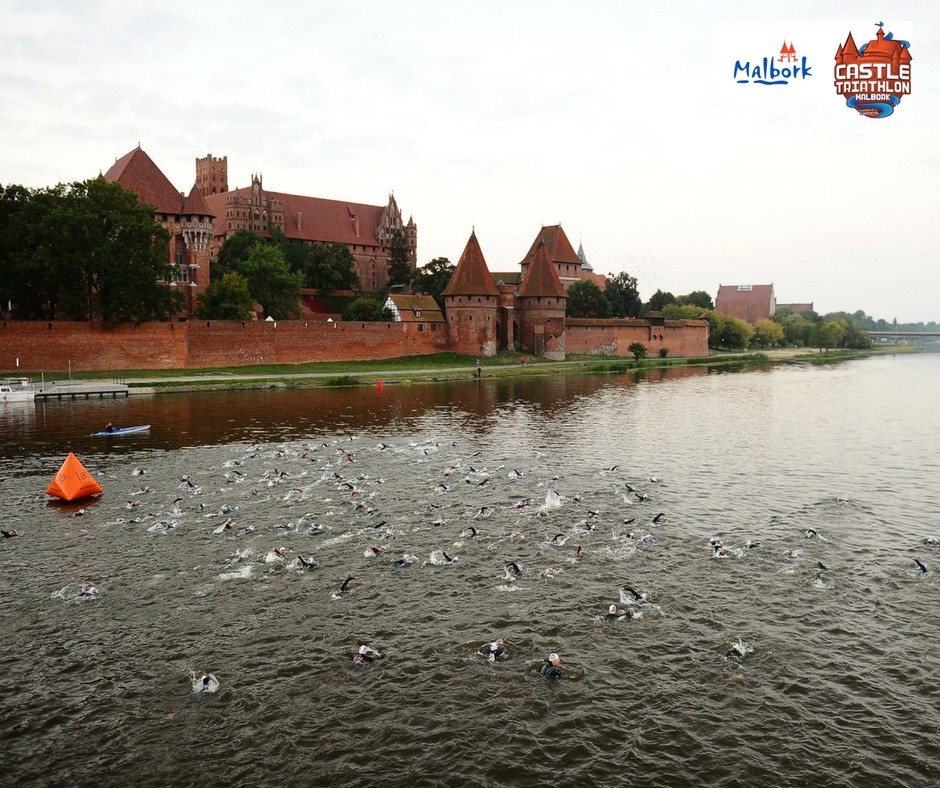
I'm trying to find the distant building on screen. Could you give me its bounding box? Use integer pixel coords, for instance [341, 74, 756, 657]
[199, 154, 416, 293]
[715, 284, 776, 324]
[103, 146, 213, 317]
[777, 302, 814, 314]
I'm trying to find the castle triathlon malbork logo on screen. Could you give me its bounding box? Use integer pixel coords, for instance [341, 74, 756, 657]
[834, 22, 911, 118]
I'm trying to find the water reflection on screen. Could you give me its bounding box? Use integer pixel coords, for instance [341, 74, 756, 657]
[0, 366, 709, 473]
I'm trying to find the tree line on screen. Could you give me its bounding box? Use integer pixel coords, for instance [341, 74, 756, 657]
[0, 180, 181, 322]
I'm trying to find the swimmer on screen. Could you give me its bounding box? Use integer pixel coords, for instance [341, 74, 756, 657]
[574, 545, 584, 559]
[480, 639, 507, 663]
[392, 553, 414, 567]
[1, 529, 18, 538]
[308, 522, 323, 534]
[605, 604, 627, 621]
[293, 555, 317, 569]
[352, 644, 381, 664]
[540, 652, 563, 678]
[73, 508, 86, 517]
[441, 550, 458, 563]
[745, 540, 761, 549]
[724, 639, 750, 664]
[635, 492, 650, 502]
[365, 546, 386, 555]
[713, 545, 728, 558]
[265, 547, 287, 563]
[652, 512, 666, 523]
[80, 584, 99, 597]
[192, 673, 220, 693]
[622, 518, 636, 526]
[551, 533, 568, 544]
[461, 526, 478, 538]
[503, 562, 523, 580]
[334, 576, 359, 596]
[914, 558, 928, 573]
[619, 586, 647, 604]
[478, 507, 493, 517]
[805, 528, 818, 539]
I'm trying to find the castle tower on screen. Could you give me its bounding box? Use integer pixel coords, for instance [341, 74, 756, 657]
[180, 184, 213, 303]
[517, 239, 568, 359]
[442, 230, 500, 357]
[196, 154, 228, 195]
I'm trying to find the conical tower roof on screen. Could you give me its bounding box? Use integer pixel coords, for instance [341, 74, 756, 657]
[518, 240, 568, 299]
[182, 183, 212, 216]
[442, 230, 500, 297]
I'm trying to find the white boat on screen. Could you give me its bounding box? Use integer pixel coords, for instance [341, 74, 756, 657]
[0, 378, 36, 403]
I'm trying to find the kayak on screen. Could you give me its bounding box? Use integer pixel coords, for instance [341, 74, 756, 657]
[91, 424, 151, 437]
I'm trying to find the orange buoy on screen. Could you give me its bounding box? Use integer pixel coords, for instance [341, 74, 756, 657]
[376, 380, 383, 391]
[46, 453, 103, 501]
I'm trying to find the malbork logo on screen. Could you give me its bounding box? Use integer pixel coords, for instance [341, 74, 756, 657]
[834, 22, 911, 118]
[734, 40, 812, 85]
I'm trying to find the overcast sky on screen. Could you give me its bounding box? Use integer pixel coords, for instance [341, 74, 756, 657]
[1, 1, 937, 321]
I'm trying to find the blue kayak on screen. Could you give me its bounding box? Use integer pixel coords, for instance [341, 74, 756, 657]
[91, 424, 151, 437]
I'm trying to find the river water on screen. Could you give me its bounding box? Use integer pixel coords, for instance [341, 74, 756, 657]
[1, 354, 938, 788]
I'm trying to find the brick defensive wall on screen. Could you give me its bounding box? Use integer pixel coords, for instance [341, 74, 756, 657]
[2, 320, 449, 372]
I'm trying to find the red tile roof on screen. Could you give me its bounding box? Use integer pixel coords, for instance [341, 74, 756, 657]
[518, 241, 568, 299]
[442, 231, 500, 297]
[386, 294, 445, 322]
[182, 184, 212, 216]
[204, 188, 387, 247]
[103, 147, 183, 215]
[519, 224, 580, 267]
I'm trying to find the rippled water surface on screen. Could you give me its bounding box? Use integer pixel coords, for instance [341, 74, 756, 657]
[2, 355, 939, 787]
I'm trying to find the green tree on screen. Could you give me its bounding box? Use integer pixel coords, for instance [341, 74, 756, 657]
[0, 180, 179, 322]
[233, 244, 302, 319]
[839, 317, 873, 349]
[343, 296, 391, 322]
[675, 290, 714, 310]
[214, 229, 262, 282]
[304, 242, 361, 292]
[267, 224, 308, 273]
[410, 257, 454, 305]
[813, 320, 846, 350]
[753, 318, 784, 348]
[605, 271, 642, 318]
[628, 341, 648, 362]
[645, 289, 675, 314]
[566, 279, 612, 319]
[195, 272, 256, 321]
[387, 230, 412, 287]
[707, 311, 754, 349]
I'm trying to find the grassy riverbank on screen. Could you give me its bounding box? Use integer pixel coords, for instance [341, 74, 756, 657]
[13, 346, 910, 394]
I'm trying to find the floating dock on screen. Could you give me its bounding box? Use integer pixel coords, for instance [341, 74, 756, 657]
[34, 379, 129, 400]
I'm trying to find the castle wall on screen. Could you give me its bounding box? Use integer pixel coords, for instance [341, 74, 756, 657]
[565, 319, 710, 357]
[2, 320, 448, 372]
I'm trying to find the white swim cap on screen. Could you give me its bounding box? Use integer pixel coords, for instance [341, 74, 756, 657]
[549, 652, 559, 662]
[490, 642, 499, 652]
[359, 645, 369, 655]
[609, 605, 617, 614]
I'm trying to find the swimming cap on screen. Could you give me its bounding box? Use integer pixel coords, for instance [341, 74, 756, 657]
[359, 645, 369, 655]
[549, 652, 559, 662]
[609, 605, 617, 614]
[490, 642, 499, 652]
